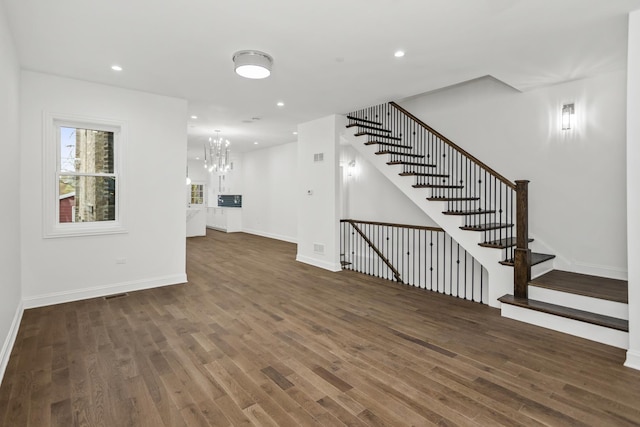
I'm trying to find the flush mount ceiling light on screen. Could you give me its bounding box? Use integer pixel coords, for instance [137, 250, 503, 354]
[233, 50, 273, 79]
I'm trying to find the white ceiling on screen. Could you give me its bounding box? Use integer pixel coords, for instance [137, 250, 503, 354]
[4, 0, 640, 159]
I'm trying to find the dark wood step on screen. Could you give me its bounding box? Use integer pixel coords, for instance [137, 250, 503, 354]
[460, 223, 513, 231]
[387, 161, 436, 168]
[427, 196, 479, 202]
[478, 237, 533, 249]
[340, 261, 352, 267]
[365, 141, 412, 149]
[529, 270, 628, 304]
[413, 184, 463, 189]
[347, 123, 391, 133]
[498, 294, 628, 332]
[376, 150, 424, 158]
[443, 209, 495, 216]
[354, 132, 401, 141]
[499, 252, 555, 267]
[399, 172, 449, 178]
[346, 115, 382, 126]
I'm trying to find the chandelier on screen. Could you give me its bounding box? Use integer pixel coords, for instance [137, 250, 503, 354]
[204, 130, 231, 173]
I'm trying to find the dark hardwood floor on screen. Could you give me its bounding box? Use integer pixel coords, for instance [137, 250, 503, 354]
[1, 229, 639, 426]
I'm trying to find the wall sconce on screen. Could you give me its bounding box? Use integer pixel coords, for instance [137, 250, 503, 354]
[562, 103, 575, 130]
[347, 160, 356, 177]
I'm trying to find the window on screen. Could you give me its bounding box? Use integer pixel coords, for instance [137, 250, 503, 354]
[189, 184, 204, 205]
[44, 113, 126, 237]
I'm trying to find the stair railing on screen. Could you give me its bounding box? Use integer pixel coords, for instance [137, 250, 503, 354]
[347, 102, 530, 298]
[340, 219, 487, 303]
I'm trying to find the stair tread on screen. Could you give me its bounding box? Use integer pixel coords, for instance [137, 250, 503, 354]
[443, 209, 496, 216]
[347, 123, 391, 132]
[499, 252, 555, 267]
[413, 184, 463, 189]
[387, 161, 436, 167]
[530, 270, 628, 303]
[340, 261, 352, 266]
[498, 294, 628, 332]
[354, 132, 401, 141]
[347, 115, 382, 126]
[460, 222, 513, 231]
[365, 141, 412, 149]
[428, 196, 479, 201]
[399, 172, 449, 177]
[376, 150, 424, 158]
[479, 237, 533, 249]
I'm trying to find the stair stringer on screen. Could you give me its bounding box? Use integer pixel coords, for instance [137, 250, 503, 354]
[342, 126, 513, 308]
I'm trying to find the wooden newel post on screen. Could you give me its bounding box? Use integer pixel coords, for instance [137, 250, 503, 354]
[514, 180, 531, 299]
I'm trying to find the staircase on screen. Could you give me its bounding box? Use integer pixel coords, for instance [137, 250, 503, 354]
[343, 102, 629, 349]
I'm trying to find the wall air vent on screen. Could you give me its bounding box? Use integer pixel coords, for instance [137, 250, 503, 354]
[313, 243, 325, 254]
[313, 153, 324, 162]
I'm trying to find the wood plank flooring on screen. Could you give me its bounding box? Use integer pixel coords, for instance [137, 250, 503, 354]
[1, 229, 640, 426]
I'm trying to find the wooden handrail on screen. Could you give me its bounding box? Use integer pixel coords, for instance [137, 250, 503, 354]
[389, 101, 516, 190]
[345, 220, 402, 282]
[340, 219, 443, 232]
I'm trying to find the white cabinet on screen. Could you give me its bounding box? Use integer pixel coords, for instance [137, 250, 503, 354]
[206, 207, 242, 232]
[186, 208, 206, 237]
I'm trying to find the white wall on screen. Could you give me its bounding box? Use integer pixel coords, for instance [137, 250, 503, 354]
[626, 9, 640, 371]
[20, 71, 188, 307]
[400, 72, 628, 279]
[341, 145, 439, 226]
[0, 2, 23, 382]
[297, 115, 342, 271]
[242, 142, 297, 243]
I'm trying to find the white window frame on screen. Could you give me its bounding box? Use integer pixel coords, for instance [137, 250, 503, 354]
[43, 112, 127, 238]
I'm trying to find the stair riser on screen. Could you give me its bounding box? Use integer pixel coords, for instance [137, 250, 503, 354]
[501, 304, 628, 349]
[528, 286, 628, 320]
[531, 259, 554, 278]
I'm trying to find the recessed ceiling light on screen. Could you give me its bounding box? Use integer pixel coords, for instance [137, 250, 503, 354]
[277, 101, 284, 107]
[394, 50, 405, 58]
[190, 115, 198, 119]
[195, 157, 200, 160]
[254, 141, 259, 145]
[293, 131, 298, 135]
[111, 65, 123, 71]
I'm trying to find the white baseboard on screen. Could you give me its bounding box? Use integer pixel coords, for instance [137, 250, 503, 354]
[296, 254, 342, 272]
[625, 349, 640, 371]
[501, 303, 629, 349]
[22, 274, 187, 309]
[0, 300, 24, 385]
[243, 228, 297, 244]
[571, 262, 628, 281]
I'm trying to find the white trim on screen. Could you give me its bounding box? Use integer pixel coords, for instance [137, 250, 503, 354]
[571, 262, 628, 281]
[22, 274, 187, 309]
[0, 301, 24, 385]
[501, 303, 629, 349]
[625, 349, 640, 371]
[295, 254, 342, 272]
[242, 227, 297, 244]
[43, 111, 128, 238]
